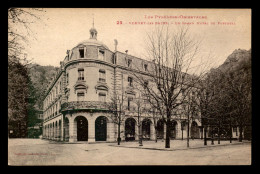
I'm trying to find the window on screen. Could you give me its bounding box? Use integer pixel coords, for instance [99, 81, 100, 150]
[99, 69, 106, 82]
[66, 73, 69, 84]
[98, 50, 105, 60]
[128, 97, 133, 110]
[77, 92, 85, 101]
[127, 59, 132, 67]
[98, 92, 106, 102]
[144, 64, 148, 71]
[55, 104, 57, 115]
[59, 102, 61, 113]
[128, 77, 133, 87]
[79, 48, 84, 58]
[78, 68, 84, 80]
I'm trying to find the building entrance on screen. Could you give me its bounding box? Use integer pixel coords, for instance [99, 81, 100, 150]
[95, 116, 107, 141]
[125, 118, 136, 141]
[76, 116, 88, 141]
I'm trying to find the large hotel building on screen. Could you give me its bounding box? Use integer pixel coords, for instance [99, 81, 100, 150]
[42, 26, 214, 143]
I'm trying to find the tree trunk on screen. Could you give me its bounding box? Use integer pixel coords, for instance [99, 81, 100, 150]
[204, 126, 207, 145]
[229, 120, 232, 143]
[201, 127, 203, 140]
[211, 126, 214, 145]
[155, 127, 158, 143]
[117, 123, 121, 145]
[187, 119, 190, 148]
[218, 125, 220, 144]
[139, 124, 143, 146]
[165, 119, 170, 148]
[218, 127, 220, 144]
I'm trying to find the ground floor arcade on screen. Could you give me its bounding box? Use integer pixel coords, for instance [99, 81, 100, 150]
[42, 112, 241, 142]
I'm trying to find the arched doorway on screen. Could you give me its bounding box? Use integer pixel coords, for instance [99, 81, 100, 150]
[157, 119, 164, 139]
[125, 118, 136, 141]
[191, 121, 200, 139]
[75, 116, 88, 141]
[142, 119, 151, 140]
[169, 120, 177, 139]
[95, 116, 107, 141]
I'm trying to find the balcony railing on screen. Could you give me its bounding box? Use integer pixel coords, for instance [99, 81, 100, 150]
[61, 101, 110, 112]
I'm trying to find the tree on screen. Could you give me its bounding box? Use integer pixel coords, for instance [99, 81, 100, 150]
[107, 71, 128, 145]
[8, 61, 30, 137]
[8, 8, 44, 64]
[147, 103, 160, 143]
[212, 58, 251, 142]
[181, 89, 198, 147]
[132, 93, 146, 146]
[8, 8, 45, 138]
[193, 70, 223, 146]
[198, 49, 251, 143]
[132, 26, 207, 148]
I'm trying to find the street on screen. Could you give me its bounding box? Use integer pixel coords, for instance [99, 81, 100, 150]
[8, 139, 251, 165]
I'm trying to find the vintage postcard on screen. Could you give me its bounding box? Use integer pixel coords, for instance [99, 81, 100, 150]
[8, 8, 251, 165]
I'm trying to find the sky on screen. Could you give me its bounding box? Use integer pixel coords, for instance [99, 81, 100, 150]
[15, 8, 251, 70]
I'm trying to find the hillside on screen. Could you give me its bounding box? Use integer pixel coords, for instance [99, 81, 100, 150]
[28, 64, 59, 110]
[209, 48, 251, 74]
[218, 48, 251, 72]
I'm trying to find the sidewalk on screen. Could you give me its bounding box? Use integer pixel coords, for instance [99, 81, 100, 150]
[108, 139, 251, 151]
[8, 138, 50, 147]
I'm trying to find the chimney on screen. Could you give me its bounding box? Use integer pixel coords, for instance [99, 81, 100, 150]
[114, 39, 118, 52]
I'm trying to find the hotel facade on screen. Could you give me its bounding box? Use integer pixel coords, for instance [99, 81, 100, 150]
[41, 26, 224, 143]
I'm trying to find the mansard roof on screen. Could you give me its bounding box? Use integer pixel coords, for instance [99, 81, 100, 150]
[76, 39, 109, 50]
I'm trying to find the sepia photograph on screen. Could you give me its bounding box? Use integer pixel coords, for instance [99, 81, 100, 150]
[8, 8, 251, 166]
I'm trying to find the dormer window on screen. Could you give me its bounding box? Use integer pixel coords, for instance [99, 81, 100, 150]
[144, 64, 148, 71]
[128, 77, 133, 87]
[79, 47, 84, 58]
[127, 59, 132, 67]
[98, 49, 105, 60]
